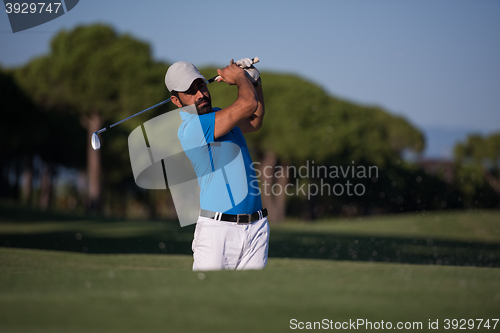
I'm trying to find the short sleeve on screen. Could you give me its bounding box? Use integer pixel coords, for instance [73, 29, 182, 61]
[199, 112, 215, 143]
[178, 112, 215, 149]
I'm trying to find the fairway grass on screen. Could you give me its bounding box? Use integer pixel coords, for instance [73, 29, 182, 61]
[1, 248, 499, 333]
[1, 207, 500, 332]
[286, 210, 500, 243]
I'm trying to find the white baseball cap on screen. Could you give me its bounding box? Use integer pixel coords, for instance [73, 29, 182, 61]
[165, 61, 206, 93]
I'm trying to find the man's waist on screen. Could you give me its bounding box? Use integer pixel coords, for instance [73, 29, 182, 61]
[200, 208, 268, 224]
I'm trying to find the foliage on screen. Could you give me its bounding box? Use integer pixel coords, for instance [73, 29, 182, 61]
[0, 68, 42, 160]
[15, 24, 167, 121]
[454, 133, 500, 172]
[0, 68, 86, 203]
[454, 132, 500, 206]
[5, 28, 496, 216]
[12, 24, 170, 209]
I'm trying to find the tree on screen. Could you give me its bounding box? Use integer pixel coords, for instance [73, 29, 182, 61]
[454, 132, 500, 206]
[15, 24, 168, 210]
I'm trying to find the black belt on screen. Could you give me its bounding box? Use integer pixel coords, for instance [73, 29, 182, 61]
[200, 208, 268, 224]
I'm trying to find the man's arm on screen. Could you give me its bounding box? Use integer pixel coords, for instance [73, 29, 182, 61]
[237, 82, 264, 133]
[214, 64, 258, 139]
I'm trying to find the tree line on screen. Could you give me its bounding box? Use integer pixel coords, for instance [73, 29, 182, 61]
[1, 24, 498, 221]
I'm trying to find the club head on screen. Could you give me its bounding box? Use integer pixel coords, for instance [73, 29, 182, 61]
[91, 132, 101, 150]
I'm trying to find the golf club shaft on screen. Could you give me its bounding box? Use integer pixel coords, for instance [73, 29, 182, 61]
[96, 74, 217, 135]
[94, 57, 259, 136]
[96, 97, 172, 134]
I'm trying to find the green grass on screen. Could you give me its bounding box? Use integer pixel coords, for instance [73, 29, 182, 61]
[1, 248, 499, 333]
[297, 210, 500, 242]
[1, 206, 500, 332]
[1, 206, 499, 266]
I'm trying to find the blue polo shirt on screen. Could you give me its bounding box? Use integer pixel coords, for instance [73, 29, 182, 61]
[177, 108, 262, 214]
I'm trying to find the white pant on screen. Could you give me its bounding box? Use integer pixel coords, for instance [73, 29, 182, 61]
[192, 215, 270, 271]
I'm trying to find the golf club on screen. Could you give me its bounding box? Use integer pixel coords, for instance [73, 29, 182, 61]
[91, 57, 259, 150]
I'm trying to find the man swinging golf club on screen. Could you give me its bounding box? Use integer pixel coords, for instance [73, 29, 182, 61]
[165, 58, 269, 271]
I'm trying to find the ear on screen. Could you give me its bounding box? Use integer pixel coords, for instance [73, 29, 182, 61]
[171, 95, 183, 108]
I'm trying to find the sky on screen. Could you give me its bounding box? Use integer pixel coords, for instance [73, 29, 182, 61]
[1, 0, 499, 157]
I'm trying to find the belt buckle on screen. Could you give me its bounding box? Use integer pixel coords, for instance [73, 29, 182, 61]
[236, 214, 250, 225]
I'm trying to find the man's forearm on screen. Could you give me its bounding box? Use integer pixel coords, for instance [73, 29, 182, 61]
[235, 75, 259, 113]
[248, 83, 265, 129]
[237, 82, 265, 132]
[254, 83, 265, 121]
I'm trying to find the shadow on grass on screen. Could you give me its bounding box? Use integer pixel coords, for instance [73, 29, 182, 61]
[1, 205, 499, 267]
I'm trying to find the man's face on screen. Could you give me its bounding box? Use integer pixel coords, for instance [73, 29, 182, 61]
[173, 79, 213, 115]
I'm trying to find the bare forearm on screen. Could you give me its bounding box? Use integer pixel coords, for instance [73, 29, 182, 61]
[254, 84, 265, 125]
[238, 83, 265, 132]
[235, 75, 259, 115]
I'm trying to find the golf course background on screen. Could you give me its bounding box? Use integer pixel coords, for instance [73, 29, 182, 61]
[1, 203, 499, 332]
[2, 24, 500, 224]
[1, 19, 500, 333]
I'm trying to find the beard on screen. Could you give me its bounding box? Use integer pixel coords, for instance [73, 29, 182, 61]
[179, 95, 213, 115]
[194, 95, 213, 115]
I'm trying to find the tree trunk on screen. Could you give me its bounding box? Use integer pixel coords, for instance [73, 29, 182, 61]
[259, 151, 288, 223]
[85, 111, 103, 211]
[12, 159, 21, 201]
[0, 163, 7, 197]
[39, 162, 52, 210]
[21, 156, 33, 206]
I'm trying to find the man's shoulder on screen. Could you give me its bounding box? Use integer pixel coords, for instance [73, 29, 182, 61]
[178, 112, 205, 139]
[178, 108, 221, 145]
[179, 107, 221, 120]
[178, 107, 222, 132]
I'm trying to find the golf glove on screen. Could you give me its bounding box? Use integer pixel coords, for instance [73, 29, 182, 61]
[235, 57, 260, 83]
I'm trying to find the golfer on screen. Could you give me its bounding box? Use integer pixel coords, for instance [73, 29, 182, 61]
[165, 58, 269, 271]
